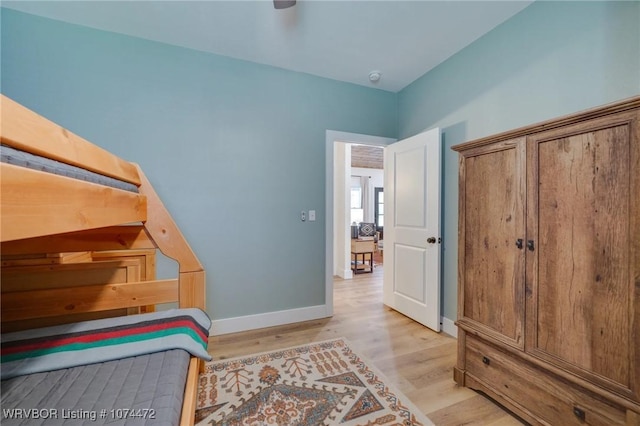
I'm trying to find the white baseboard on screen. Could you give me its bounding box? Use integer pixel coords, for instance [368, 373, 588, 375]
[211, 305, 330, 336]
[211, 306, 457, 338]
[334, 268, 353, 279]
[441, 316, 457, 338]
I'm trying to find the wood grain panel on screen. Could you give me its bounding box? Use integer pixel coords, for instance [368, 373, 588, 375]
[459, 138, 525, 348]
[1, 251, 93, 267]
[0, 226, 156, 256]
[530, 119, 634, 393]
[179, 271, 206, 310]
[1, 163, 147, 242]
[1, 279, 178, 322]
[91, 250, 157, 281]
[1, 260, 139, 291]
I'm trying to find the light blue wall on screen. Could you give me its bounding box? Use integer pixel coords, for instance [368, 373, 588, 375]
[1, 8, 398, 321]
[399, 1, 640, 321]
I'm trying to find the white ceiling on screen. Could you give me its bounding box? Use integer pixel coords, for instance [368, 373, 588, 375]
[3, 0, 533, 92]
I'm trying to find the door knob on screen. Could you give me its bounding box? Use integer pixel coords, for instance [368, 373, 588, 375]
[427, 237, 437, 244]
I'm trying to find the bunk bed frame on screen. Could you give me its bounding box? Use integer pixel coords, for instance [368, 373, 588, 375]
[0, 95, 206, 426]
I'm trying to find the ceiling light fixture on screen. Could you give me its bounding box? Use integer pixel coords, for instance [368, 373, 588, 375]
[369, 71, 382, 83]
[273, 0, 296, 9]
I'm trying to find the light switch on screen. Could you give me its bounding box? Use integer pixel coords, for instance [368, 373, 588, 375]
[309, 210, 316, 221]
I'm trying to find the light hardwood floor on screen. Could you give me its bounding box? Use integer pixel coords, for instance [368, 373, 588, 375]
[208, 266, 524, 425]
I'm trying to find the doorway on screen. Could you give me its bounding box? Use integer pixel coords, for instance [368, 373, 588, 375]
[324, 130, 395, 316]
[335, 142, 387, 279]
[325, 128, 442, 333]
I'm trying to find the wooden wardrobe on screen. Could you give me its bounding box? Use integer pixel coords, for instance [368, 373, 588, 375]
[452, 96, 640, 425]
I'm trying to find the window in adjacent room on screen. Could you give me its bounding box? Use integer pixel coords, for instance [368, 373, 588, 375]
[374, 186, 384, 232]
[350, 178, 363, 224]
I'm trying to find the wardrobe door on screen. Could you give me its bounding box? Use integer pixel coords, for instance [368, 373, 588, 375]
[457, 137, 526, 349]
[526, 109, 640, 401]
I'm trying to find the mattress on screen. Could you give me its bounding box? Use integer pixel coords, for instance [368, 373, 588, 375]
[0, 349, 189, 426]
[0, 144, 139, 193]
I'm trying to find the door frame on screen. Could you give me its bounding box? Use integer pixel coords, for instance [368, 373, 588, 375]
[325, 130, 396, 316]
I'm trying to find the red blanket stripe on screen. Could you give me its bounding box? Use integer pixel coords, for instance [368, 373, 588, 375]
[1, 319, 207, 355]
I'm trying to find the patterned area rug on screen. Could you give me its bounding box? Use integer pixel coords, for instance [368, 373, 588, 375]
[195, 338, 434, 426]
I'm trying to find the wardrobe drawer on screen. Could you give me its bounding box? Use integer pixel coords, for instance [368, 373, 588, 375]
[465, 336, 627, 426]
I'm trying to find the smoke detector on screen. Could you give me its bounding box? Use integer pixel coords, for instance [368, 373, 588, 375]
[274, 0, 296, 9]
[368, 71, 382, 83]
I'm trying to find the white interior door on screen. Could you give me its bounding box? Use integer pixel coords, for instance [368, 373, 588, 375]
[383, 128, 441, 331]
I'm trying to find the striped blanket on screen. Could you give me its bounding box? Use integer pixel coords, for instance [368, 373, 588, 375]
[0, 308, 211, 380]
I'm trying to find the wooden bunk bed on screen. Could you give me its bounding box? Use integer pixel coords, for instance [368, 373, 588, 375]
[0, 95, 207, 425]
